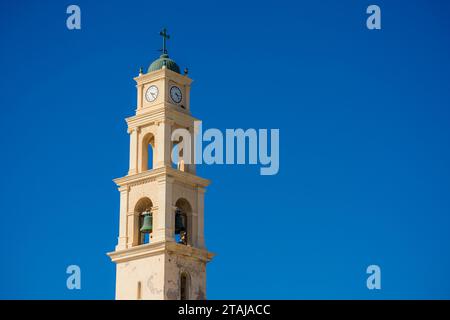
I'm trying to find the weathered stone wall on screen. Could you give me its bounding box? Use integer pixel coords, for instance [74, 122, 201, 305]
[165, 252, 207, 300]
[115, 253, 165, 300]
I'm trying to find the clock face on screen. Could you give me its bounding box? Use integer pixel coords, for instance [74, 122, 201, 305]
[170, 86, 182, 104]
[145, 85, 158, 102]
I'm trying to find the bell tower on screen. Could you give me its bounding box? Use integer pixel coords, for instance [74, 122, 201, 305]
[107, 29, 214, 300]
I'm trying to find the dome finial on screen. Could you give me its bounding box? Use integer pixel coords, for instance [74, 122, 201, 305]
[148, 28, 181, 74]
[159, 27, 170, 55]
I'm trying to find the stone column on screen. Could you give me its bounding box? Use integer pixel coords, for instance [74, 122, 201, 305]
[128, 127, 139, 175]
[188, 125, 196, 174]
[155, 120, 173, 168]
[127, 210, 137, 248]
[196, 187, 206, 249]
[116, 185, 129, 250]
[136, 84, 143, 110]
[152, 176, 175, 243]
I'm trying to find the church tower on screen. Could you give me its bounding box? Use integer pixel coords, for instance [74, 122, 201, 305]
[107, 29, 214, 300]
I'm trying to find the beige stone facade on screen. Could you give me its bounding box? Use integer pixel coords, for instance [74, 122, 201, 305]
[107, 65, 214, 300]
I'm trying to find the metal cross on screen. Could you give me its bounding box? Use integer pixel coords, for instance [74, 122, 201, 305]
[159, 28, 170, 54]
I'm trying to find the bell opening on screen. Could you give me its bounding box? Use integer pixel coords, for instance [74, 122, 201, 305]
[139, 210, 153, 245]
[134, 198, 154, 246]
[175, 208, 187, 245]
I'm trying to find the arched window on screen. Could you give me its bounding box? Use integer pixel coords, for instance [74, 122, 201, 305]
[135, 197, 153, 245]
[142, 133, 155, 171]
[180, 272, 189, 300]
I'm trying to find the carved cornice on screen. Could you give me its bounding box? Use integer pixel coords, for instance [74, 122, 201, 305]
[107, 240, 214, 264]
[126, 106, 199, 130]
[130, 177, 157, 187]
[126, 108, 166, 129]
[133, 68, 193, 86]
[113, 166, 210, 189]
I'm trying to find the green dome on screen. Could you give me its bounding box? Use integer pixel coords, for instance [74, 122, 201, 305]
[148, 54, 180, 74]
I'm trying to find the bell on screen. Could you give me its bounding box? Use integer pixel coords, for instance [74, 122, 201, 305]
[140, 211, 153, 234]
[175, 209, 186, 234]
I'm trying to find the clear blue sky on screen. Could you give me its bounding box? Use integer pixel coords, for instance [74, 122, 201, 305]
[1, 0, 450, 299]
